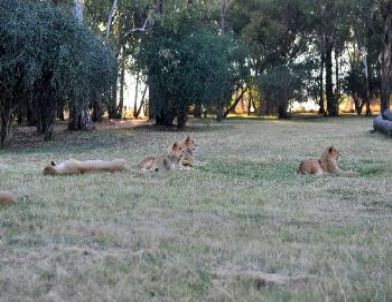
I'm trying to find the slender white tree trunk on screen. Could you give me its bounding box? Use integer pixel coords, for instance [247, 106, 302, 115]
[105, 0, 118, 43]
[73, 0, 84, 24]
[381, 3, 392, 112]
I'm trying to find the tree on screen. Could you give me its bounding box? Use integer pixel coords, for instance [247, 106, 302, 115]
[258, 64, 310, 119]
[229, 0, 309, 117]
[0, 0, 115, 145]
[380, 1, 392, 112]
[0, 0, 42, 145]
[137, 8, 248, 127]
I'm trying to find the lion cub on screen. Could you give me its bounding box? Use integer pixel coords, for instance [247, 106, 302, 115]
[297, 146, 352, 175]
[139, 142, 185, 172]
[43, 159, 127, 175]
[0, 191, 16, 206]
[179, 135, 197, 167]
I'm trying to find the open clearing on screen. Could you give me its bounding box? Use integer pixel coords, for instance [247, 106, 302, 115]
[1, 117, 392, 301]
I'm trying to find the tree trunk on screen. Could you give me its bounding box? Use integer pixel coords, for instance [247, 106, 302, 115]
[363, 52, 372, 116]
[108, 65, 118, 119]
[36, 97, 56, 140]
[326, 44, 337, 116]
[27, 95, 37, 126]
[177, 104, 188, 129]
[43, 106, 56, 141]
[335, 50, 340, 99]
[247, 90, 254, 116]
[133, 72, 140, 118]
[0, 111, 12, 147]
[148, 78, 157, 120]
[68, 103, 94, 131]
[92, 100, 104, 122]
[223, 88, 246, 117]
[33, 73, 57, 140]
[56, 100, 65, 121]
[135, 84, 148, 118]
[194, 101, 202, 118]
[216, 101, 225, 121]
[220, 0, 228, 34]
[17, 110, 23, 125]
[319, 50, 325, 115]
[155, 105, 176, 126]
[278, 104, 290, 119]
[118, 51, 125, 118]
[146, 1, 164, 121]
[381, 3, 392, 113]
[73, 0, 84, 24]
[353, 95, 364, 115]
[105, 0, 118, 43]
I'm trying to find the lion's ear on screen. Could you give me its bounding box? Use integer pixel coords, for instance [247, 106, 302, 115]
[328, 146, 335, 153]
[185, 135, 191, 143]
[172, 142, 179, 149]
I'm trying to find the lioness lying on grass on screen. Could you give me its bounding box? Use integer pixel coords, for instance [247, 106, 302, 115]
[0, 191, 16, 206]
[139, 141, 185, 172]
[43, 159, 127, 176]
[297, 146, 356, 176]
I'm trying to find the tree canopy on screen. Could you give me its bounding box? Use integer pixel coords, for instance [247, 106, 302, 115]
[1, 0, 392, 145]
[0, 0, 115, 145]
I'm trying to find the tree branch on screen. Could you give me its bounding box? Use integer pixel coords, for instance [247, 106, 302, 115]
[223, 86, 247, 118]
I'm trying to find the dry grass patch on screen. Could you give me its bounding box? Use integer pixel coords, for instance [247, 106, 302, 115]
[1, 116, 392, 301]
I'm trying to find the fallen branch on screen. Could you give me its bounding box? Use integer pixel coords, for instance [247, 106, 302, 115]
[373, 114, 392, 136]
[382, 109, 392, 122]
[223, 87, 246, 118]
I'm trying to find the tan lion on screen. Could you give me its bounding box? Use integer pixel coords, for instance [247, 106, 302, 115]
[179, 135, 197, 167]
[0, 191, 16, 206]
[43, 159, 127, 176]
[297, 146, 355, 175]
[139, 141, 185, 172]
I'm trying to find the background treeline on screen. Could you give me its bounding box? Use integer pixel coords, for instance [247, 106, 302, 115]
[0, 0, 391, 146]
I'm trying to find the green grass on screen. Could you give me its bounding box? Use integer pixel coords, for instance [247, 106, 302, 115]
[1, 116, 392, 301]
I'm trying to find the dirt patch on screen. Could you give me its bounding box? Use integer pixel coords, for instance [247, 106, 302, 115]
[4, 119, 148, 151]
[94, 119, 149, 130]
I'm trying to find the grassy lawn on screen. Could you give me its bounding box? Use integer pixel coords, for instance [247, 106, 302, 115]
[1, 116, 392, 301]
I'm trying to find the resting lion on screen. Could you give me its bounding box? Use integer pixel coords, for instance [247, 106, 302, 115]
[139, 142, 185, 172]
[297, 146, 355, 176]
[43, 159, 127, 176]
[0, 191, 16, 206]
[179, 135, 197, 167]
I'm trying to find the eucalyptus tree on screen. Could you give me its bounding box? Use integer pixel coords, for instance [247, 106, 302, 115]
[137, 9, 248, 127]
[379, 1, 392, 112]
[228, 0, 310, 117]
[0, 0, 115, 145]
[83, 0, 155, 118]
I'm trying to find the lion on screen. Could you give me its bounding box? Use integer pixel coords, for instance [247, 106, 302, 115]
[179, 135, 197, 167]
[139, 141, 185, 172]
[43, 159, 127, 176]
[0, 191, 16, 206]
[297, 146, 354, 175]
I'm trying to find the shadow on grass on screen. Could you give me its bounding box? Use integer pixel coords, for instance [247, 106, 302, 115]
[131, 120, 231, 133]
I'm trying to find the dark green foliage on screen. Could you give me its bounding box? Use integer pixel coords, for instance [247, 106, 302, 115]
[0, 0, 116, 145]
[138, 13, 249, 128]
[258, 63, 313, 118]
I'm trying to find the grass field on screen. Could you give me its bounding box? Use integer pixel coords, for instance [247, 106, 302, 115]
[1, 116, 392, 301]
